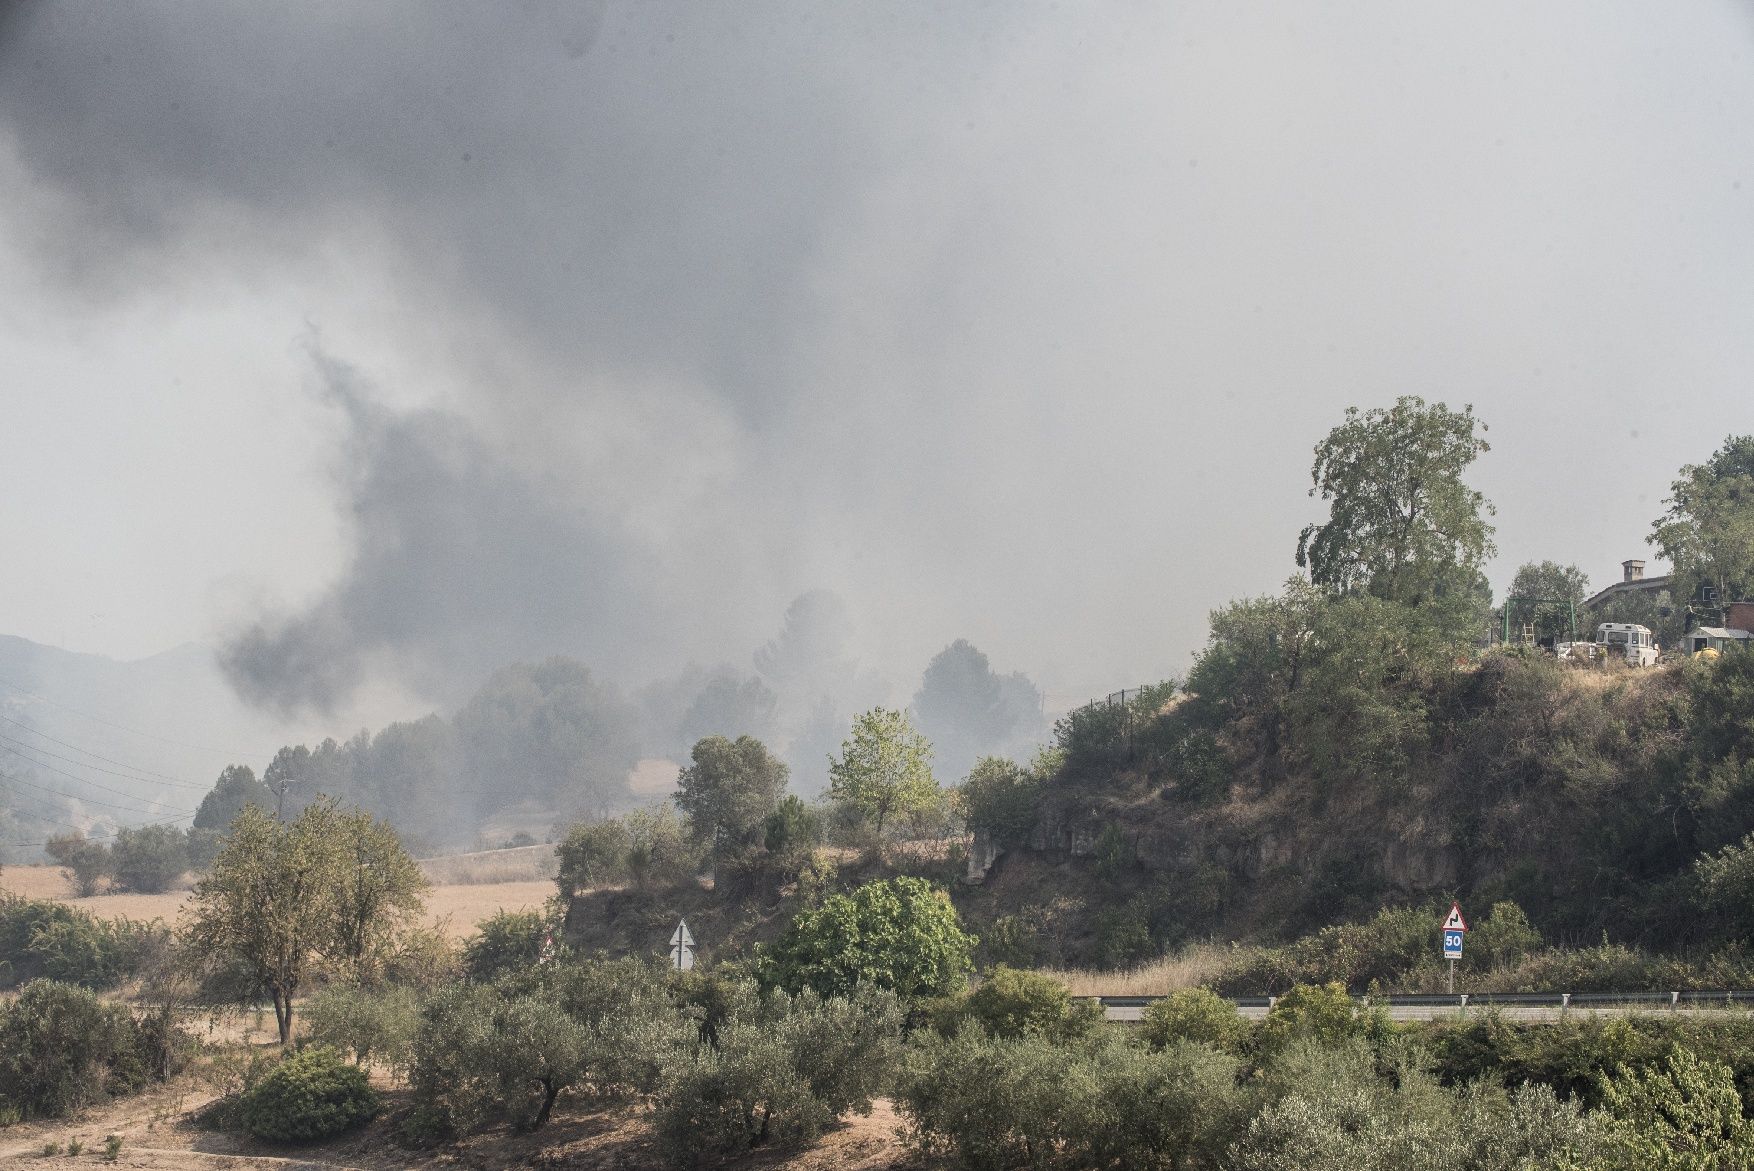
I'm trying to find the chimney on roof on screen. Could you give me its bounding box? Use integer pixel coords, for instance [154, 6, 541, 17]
[1623, 560, 1645, 582]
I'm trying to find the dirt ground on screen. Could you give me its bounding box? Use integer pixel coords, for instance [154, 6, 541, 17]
[0, 1074, 928, 1170]
[1, 866, 552, 939]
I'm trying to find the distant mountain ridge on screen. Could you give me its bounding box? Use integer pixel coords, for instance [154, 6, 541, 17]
[0, 634, 338, 856]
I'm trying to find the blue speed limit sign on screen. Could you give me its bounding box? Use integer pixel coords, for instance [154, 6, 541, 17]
[1442, 930, 1464, 959]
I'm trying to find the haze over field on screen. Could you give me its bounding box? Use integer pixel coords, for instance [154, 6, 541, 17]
[1, 2, 1752, 832]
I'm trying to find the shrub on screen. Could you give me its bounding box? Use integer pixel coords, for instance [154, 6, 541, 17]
[1595, 1046, 1754, 1170]
[624, 805, 698, 891]
[1213, 906, 1435, 994]
[763, 794, 822, 864]
[239, 1046, 379, 1143]
[653, 986, 901, 1168]
[961, 967, 1100, 1042]
[1141, 987, 1248, 1054]
[1092, 898, 1155, 969]
[1262, 982, 1373, 1049]
[461, 909, 552, 981]
[1058, 1038, 1246, 1171]
[303, 984, 421, 1081]
[900, 1030, 1072, 1171]
[108, 825, 189, 894]
[0, 980, 157, 1120]
[764, 876, 975, 999]
[0, 895, 168, 991]
[957, 758, 1043, 847]
[44, 832, 109, 897]
[405, 960, 685, 1141]
[1468, 901, 1543, 971]
[654, 1022, 822, 1166]
[555, 819, 630, 900]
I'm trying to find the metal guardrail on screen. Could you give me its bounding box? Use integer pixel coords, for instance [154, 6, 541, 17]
[1085, 990, 1754, 1011]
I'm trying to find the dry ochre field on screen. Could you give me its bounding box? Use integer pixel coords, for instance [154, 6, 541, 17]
[0, 864, 553, 940]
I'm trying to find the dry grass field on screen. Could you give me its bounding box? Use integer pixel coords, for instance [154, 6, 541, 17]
[1, 864, 553, 939]
[417, 843, 554, 885]
[1035, 945, 1228, 997]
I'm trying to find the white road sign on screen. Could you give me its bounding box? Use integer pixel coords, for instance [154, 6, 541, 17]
[669, 918, 695, 971]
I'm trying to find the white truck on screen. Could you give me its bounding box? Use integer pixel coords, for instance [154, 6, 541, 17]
[1556, 622, 1660, 667]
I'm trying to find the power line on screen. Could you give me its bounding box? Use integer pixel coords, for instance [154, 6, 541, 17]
[0, 742, 199, 813]
[0, 769, 190, 817]
[0, 712, 212, 787]
[1, 809, 196, 850]
[0, 728, 210, 791]
[0, 675, 278, 760]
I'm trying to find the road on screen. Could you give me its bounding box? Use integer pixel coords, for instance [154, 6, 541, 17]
[1093, 991, 1754, 1023]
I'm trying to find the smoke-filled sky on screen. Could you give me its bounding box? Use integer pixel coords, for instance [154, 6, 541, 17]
[3, 1, 1753, 721]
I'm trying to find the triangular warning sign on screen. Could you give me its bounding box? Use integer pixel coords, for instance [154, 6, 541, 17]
[1441, 903, 1467, 933]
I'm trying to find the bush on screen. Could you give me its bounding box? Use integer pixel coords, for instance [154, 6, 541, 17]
[405, 960, 685, 1141]
[1058, 1038, 1246, 1171]
[957, 758, 1043, 847]
[764, 876, 975, 999]
[461, 909, 552, 981]
[652, 986, 902, 1168]
[1468, 901, 1542, 971]
[108, 825, 189, 894]
[0, 895, 168, 991]
[1233, 1038, 1608, 1171]
[1421, 1013, 1754, 1113]
[555, 819, 630, 900]
[1141, 987, 1248, 1054]
[44, 832, 110, 897]
[961, 967, 1100, 1042]
[0, 980, 161, 1120]
[900, 1030, 1072, 1171]
[303, 985, 421, 1081]
[239, 1046, 379, 1143]
[763, 794, 822, 864]
[1213, 906, 1435, 994]
[901, 1029, 1245, 1171]
[1594, 1046, 1754, 1169]
[1262, 982, 1377, 1050]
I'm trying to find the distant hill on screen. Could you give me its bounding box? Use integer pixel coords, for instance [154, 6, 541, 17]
[0, 635, 340, 858]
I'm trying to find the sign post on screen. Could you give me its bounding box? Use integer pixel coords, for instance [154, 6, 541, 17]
[669, 918, 695, 972]
[1441, 903, 1467, 994]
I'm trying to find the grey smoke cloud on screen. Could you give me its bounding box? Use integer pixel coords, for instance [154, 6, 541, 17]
[219, 345, 655, 711]
[3, 1, 1753, 715]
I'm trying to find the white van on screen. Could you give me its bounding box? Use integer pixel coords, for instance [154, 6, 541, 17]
[1595, 623, 1660, 667]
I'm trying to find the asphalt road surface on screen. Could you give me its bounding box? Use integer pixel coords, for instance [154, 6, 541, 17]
[1094, 992, 1754, 1024]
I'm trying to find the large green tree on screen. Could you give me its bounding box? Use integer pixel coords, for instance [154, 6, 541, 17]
[1505, 560, 1590, 642]
[1652, 434, 1754, 613]
[827, 708, 939, 837]
[1295, 397, 1494, 609]
[674, 735, 789, 859]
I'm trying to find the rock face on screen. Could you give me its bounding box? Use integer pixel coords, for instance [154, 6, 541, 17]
[965, 832, 1002, 883]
